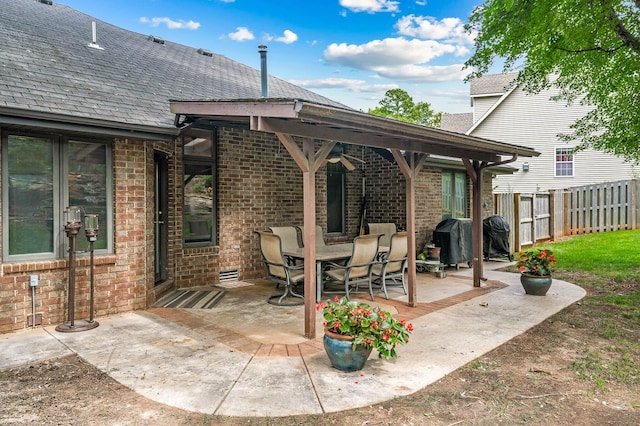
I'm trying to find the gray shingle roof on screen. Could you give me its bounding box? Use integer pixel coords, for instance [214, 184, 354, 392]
[0, 0, 348, 131]
[440, 113, 473, 134]
[470, 72, 518, 96]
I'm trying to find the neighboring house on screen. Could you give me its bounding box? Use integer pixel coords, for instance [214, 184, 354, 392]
[442, 73, 636, 193]
[0, 0, 529, 334]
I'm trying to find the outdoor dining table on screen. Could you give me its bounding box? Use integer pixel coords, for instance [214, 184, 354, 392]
[283, 243, 388, 302]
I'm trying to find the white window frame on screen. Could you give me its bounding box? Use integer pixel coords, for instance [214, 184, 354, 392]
[554, 146, 574, 177]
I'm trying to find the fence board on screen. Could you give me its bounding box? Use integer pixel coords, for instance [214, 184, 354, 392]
[493, 179, 638, 252]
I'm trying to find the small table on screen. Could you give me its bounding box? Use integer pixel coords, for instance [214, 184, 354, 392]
[416, 259, 445, 274]
[284, 243, 388, 302]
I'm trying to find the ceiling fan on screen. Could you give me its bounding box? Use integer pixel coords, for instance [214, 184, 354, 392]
[324, 144, 365, 171]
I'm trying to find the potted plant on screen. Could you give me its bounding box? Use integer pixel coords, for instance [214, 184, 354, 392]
[316, 296, 413, 371]
[516, 247, 556, 295]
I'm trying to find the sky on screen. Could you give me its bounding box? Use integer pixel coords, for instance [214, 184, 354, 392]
[57, 0, 486, 114]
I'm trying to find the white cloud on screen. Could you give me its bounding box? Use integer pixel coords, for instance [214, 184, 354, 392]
[289, 77, 397, 93]
[228, 27, 255, 41]
[339, 0, 399, 13]
[274, 30, 298, 44]
[372, 63, 468, 82]
[396, 15, 475, 44]
[324, 37, 459, 69]
[139, 17, 200, 30]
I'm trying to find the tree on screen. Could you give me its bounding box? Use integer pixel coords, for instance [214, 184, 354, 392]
[465, 0, 640, 163]
[368, 88, 441, 127]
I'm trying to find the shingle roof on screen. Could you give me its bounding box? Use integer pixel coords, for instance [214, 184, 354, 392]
[0, 0, 348, 131]
[470, 72, 518, 96]
[440, 113, 473, 134]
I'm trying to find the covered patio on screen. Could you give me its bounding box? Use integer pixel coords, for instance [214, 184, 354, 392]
[1, 263, 587, 416]
[170, 99, 540, 338]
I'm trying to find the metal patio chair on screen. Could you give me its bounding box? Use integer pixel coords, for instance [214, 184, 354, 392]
[323, 233, 381, 301]
[372, 231, 408, 299]
[255, 231, 304, 306]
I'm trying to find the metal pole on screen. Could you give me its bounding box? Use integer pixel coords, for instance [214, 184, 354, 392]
[88, 239, 95, 323]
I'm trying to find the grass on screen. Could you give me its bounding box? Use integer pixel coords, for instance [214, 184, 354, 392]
[547, 229, 640, 281]
[532, 229, 640, 390]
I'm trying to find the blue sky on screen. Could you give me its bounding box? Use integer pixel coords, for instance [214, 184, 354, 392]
[58, 0, 484, 114]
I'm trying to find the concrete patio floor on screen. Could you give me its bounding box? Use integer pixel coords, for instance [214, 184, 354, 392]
[0, 262, 586, 417]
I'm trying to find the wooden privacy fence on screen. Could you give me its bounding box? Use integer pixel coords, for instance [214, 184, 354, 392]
[493, 179, 639, 252]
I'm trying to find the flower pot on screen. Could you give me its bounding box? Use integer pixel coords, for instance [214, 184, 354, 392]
[427, 246, 441, 261]
[323, 329, 373, 371]
[520, 274, 552, 296]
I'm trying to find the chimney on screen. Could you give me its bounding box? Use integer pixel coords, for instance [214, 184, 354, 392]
[258, 45, 268, 98]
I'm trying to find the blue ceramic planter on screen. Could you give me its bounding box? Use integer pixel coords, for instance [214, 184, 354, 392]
[323, 330, 373, 371]
[520, 274, 552, 296]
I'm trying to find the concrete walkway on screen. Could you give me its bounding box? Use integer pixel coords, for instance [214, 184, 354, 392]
[0, 266, 585, 417]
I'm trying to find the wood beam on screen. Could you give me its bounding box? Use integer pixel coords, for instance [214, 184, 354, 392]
[391, 149, 428, 307]
[256, 117, 502, 162]
[275, 132, 309, 173]
[302, 138, 317, 339]
[462, 158, 485, 287]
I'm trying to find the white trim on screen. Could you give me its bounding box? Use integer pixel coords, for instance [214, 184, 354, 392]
[467, 84, 520, 135]
[553, 146, 575, 177]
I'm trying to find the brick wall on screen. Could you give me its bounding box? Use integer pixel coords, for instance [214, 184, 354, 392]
[0, 125, 496, 334]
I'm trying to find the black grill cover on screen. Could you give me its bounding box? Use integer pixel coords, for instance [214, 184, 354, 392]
[433, 218, 473, 265]
[482, 215, 512, 260]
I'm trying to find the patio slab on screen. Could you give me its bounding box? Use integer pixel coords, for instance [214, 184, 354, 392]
[0, 263, 585, 417]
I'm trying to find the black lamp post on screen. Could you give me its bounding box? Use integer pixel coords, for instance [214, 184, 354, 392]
[55, 207, 98, 332]
[84, 214, 99, 328]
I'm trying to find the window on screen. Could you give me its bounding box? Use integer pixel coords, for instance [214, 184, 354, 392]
[183, 128, 217, 244]
[555, 147, 574, 177]
[326, 163, 345, 235]
[442, 170, 467, 219]
[2, 132, 112, 261]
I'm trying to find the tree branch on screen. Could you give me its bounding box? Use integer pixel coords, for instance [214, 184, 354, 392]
[556, 44, 625, 54]
[609, 6, 640, 54]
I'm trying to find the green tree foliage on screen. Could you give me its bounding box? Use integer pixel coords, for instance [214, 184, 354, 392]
[465, 0, 640, 163]
[368, 88, 441, 128]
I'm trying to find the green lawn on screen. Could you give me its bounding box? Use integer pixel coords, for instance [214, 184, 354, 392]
[533, 229, 640, 389]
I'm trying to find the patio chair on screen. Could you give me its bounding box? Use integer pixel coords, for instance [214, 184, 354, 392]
[296, 225, 326, 247]
[255, 231, 304, 306]
[371, 231, 408, 299]
[268, 226, 301, 264]
[368, 222, 397, 248]
[323, 233, 381, 301]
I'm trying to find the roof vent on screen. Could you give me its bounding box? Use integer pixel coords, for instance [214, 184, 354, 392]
[148, 35, 165, 45]
[87, 21, 104, 50]
[197, 48, 213, 57]
[36, 0, 53, 4]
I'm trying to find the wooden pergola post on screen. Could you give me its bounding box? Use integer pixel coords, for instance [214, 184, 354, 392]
[391, 150, 428, 306]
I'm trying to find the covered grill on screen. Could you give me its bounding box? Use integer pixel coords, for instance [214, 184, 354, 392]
[482, 215, 513, 261]
[432, 218, 473, 269]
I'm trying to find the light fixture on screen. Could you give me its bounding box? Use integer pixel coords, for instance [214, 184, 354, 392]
[56, 207, 99, 332]
[84, 214, 100, 328]
[522, 162, 530, 172]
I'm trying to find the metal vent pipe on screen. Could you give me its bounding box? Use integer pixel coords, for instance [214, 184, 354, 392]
[258, 45, 268, 98]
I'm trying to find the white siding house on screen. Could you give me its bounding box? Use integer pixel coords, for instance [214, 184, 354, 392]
[443, 73, 636, 193]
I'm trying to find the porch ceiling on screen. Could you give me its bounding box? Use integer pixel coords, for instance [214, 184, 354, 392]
[169, 99, 540, 162]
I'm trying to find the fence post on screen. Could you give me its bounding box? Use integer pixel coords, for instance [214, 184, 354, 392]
[549, 189, 555, 241]
[513, 192, 521, 252]
[563, 189, 571, 235]
[633, 179, 638, 229]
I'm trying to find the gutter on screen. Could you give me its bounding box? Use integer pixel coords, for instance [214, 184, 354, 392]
[0, 107, 179, 141]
